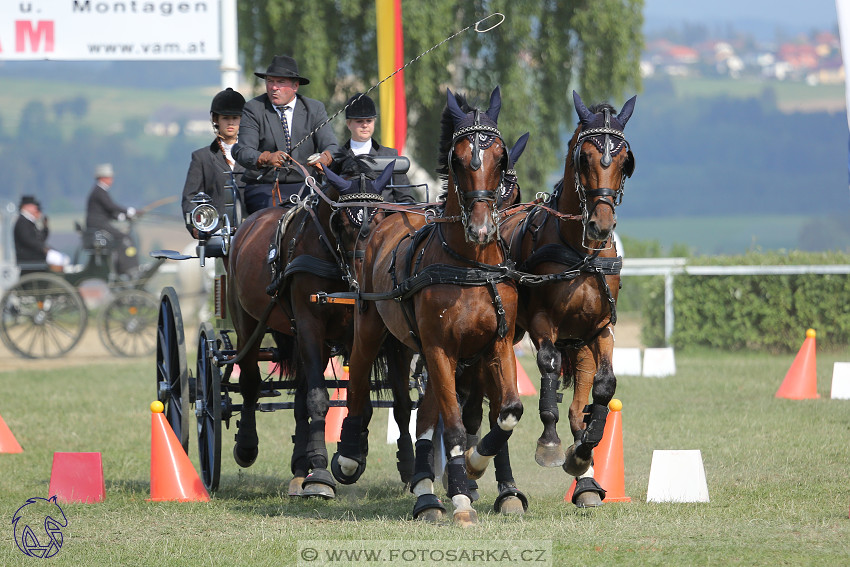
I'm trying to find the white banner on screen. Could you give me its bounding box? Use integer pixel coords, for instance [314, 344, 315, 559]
[0, 0, 220, 60]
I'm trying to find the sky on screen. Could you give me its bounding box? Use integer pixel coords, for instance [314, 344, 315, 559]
[644, 0, 838, 37]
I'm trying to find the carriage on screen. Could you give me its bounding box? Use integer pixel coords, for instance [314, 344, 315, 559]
[0, 215, 164, 359]
[153, 87, 636, 521]
[152, 160, 425, 494]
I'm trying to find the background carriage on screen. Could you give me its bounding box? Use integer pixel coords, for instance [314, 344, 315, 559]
[0, 211, 165, 359]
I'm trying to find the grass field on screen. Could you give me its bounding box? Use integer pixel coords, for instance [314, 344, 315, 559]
[1, 349, 849, 566]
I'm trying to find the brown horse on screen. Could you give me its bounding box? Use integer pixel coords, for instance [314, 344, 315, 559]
[332, 87, 522, 526]
[225, 159, 408, 498]
[501, 90, 636, 507]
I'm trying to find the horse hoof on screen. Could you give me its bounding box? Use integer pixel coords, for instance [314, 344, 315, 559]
[562, 444, 591, 477]
[415, 508, 444, 523]
[463, 447, 486, 480]
[232, 444, 258, 468]
[300, 469, 337, 499]
[452, 508, 479, 527]
[574, 491, 603, 508]
[534, 442, 565, 468]
[494, 484, 528, 515]
[498, 496, 526, 515]
[412, 494, 445, 523]
[287, 476, 305, 497]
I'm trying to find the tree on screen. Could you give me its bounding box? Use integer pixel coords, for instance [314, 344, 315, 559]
[237, 0, 644, 198]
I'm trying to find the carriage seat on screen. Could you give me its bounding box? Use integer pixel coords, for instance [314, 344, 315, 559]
[75, 221, 113, 251]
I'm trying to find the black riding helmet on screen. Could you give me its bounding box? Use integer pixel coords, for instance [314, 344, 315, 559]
[210, 87, 246, 117]
[345, 93, 377, 119]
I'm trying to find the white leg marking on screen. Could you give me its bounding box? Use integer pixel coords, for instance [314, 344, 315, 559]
[417, 427, 434, 442]
[449, 444, 463, 458]
[412, 478, 434, 497]
[497, 414, 519, 431]
[468, 447, 490, 471]
[338, 455, 359, 477]
[578, 464, 595, 480]
[451, 494, 473, 512]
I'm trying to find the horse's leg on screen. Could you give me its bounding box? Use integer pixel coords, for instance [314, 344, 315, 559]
[564, 330, 617, 508]
[492, 443, 529, 515]
[331, 305, 384, 485]
[534, 336, 566, 467]
[464, 341, 523, 480]
[408, 383, 445, 522]
[387, 340, 415, 484]
[288, 377, 309, 496]
[232, 310, 262, 468]
[298, 323, 336, 499]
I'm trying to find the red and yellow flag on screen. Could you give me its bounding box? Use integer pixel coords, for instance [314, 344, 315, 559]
[376, 0, 407, 153]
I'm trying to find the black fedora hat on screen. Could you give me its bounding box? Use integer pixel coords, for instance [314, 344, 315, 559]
[20, 195, 41, 209]
[345, 93, 378, 119]
[254, 55, 310, 85]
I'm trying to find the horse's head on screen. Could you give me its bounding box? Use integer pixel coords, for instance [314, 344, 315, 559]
[500, 132, 530, 207]
[324, 156, 394, 259]
[439, 86, 509, 244]
[567, 91, 637, 248]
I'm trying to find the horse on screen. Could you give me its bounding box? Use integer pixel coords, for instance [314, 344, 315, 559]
[500, 90, 636, 507]
[331, 86, 523, 526]
[225, 157, 414, 498]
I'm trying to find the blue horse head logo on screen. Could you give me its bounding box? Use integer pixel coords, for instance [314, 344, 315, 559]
[12, 496, 68, 558]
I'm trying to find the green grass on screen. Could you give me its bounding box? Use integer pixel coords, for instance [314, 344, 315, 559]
[1, 350, 849, 566]
[668, 76, 845, 108]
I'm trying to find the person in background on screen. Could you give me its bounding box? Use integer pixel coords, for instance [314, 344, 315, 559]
[14, 195, 69, 275]
[338, 93, 415, 204]
[181, 87, 246, 237]
[232, 54, 338, 214]
[85, 163, 139, 276]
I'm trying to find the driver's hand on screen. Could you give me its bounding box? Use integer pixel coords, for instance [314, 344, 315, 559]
[307, 150, 333, 169]
[126, 207, 136, 218]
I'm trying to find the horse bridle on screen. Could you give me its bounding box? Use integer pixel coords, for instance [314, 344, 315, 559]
[448, 111, 508, 239]
[571, 107, 630, 250]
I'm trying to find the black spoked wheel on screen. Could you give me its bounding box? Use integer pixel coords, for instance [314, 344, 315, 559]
[0, 273, 87, 359]
[196, 321, 222, 492]
[99, 289, 158, 357]
[155, 287, 189, 452]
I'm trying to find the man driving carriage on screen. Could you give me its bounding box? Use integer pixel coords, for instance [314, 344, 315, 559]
[85, 163, 139, 277]
[232, 55, 339, 214]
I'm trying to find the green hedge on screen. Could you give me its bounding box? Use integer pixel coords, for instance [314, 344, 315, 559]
[636, 251, 850, 353]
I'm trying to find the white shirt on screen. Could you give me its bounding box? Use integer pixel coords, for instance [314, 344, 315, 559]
[221, 140, 236, 168]
[350, 138, 373, 156]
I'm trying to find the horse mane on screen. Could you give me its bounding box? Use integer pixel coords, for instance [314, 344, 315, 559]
[587, 102, 616, 115]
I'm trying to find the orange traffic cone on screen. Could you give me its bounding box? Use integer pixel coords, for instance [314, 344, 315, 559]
[776, 329, 819, 399]
[325, 387, 348, 443]
[565, 399, 631, 503]
[148, 401, 209, 502]
[0, 413, 23, 453]
[516, 359, 537, 396]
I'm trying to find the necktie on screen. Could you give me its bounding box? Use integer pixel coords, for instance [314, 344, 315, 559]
[277, 105, 292, 155]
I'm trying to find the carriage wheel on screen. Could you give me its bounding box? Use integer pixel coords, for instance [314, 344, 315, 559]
[98, 289, 158, 357]
[155, 287, 189, 452]
[0, 272, 87, 359]
[196, 321, 222, 492]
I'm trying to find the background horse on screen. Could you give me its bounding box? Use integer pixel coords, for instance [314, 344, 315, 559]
[333, 87, 521, 526]
[501, 90, 636, 507]
[226, 159, 406, 498]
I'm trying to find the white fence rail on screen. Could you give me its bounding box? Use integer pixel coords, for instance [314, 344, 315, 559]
[622, 258, 850, 345]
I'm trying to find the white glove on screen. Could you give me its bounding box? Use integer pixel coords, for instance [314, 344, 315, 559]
[126, 207, 136, 218]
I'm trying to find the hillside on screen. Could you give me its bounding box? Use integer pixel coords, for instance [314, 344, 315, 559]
[0, 72, 847, 255]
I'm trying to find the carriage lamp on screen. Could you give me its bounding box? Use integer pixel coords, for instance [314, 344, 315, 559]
[189, 192, 219, 233]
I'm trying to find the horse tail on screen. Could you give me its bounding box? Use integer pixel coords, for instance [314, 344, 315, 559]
[271, 330, 297, 378]
[559, 345, 574, 390]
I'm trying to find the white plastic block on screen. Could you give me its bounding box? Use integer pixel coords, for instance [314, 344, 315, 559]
[646, 449, 709, 503]
[642, 347, 676, 377]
